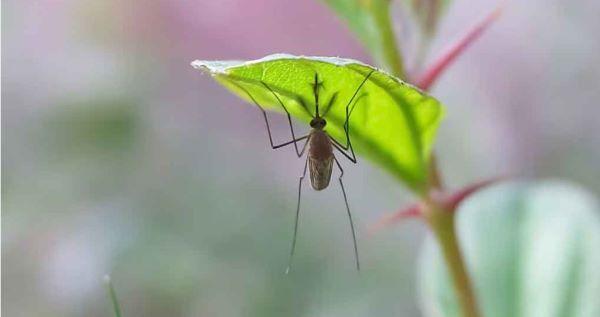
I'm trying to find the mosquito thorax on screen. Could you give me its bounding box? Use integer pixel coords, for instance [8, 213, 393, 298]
[310, 117, 327, 129]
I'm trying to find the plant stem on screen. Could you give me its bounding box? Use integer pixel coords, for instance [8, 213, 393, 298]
[423, 203, 481, 317]
[427, 153, 444, 190]
[369, 0, 406, 79]
[366, 2, 481, 314]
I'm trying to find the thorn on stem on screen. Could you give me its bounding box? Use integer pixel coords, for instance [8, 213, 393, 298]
[414, 4, 505, 90]
[369, 176, 506, 233]
[368, 204, 422, 235]
[439, 176, 505, 211]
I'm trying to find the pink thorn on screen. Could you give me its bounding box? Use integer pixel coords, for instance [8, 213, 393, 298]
[415, 4, 505, 90]
[368, 204, 422, 236]
[441, 176, 506, 212]
[368, 177, 507, 233]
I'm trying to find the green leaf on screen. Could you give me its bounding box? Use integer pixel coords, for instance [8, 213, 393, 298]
[192, 54, 444, 193]
[419, 181, 600, 317]
[320, 0, 405, 77]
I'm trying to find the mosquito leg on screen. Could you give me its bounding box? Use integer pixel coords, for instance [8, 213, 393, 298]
[286, 157, 309, 274]
[331, 139, 357, 164]
[299, 134, 311, 156]
[334, 156, 360, 271]
[329, 91, 371, 162]
[347, 93, 368, 121]
[258, 108, 308, 155]
[336, 70, 375, 162]
[272, 135, 309, 150]
[262, 82, 306, 157]
[229, 80, 309, 155]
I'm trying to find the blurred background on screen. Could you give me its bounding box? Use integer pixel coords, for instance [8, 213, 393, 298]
[2, 0, 599, 316]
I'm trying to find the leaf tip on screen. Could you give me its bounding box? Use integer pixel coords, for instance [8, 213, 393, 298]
[191, 59, 236, 76]
[190, 60, 214, 73]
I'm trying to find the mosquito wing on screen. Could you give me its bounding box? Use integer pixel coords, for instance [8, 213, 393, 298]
[309, 156, 333, 191]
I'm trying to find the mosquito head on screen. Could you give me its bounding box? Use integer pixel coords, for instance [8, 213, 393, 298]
[310, 117, 327, 130]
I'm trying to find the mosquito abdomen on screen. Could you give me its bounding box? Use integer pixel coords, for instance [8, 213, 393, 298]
[308, 156, 333, 190]
[308, 129, 334, 191]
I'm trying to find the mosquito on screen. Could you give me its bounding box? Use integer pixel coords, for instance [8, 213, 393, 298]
[233, 70, 373, 273]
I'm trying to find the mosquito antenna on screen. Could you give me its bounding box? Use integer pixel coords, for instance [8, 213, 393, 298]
[321, 91, 339, 118]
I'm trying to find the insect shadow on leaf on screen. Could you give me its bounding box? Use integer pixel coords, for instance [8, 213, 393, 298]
[231, 70, 374, 273]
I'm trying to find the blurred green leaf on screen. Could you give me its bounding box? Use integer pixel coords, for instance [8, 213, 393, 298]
[37, 98, 140, 199]
[44, 99, 138, 154]
[419, 181, 600, 317]
[320, 0, 405, 77]
[192, 54, 444, 192]
[404, 0, 451, 37]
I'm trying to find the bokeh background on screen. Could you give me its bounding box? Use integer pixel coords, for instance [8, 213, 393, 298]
[2, 0, 599, 316]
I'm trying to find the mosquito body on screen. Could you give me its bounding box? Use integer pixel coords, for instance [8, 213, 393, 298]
[235, 70, 373, 273]
[307, 120, 333, 191]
